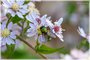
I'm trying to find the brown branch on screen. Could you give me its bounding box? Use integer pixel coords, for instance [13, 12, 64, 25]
[17, 36, 47, 59]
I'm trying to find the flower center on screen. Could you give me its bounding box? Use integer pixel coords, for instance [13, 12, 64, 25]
[12, 3, 19, 11]
[1, 28, 10, 38]
[37, 28, 42, 35]
[40, 26, 47, 34]
[53, 26, 60, 32]
[36, 18, 41, 24]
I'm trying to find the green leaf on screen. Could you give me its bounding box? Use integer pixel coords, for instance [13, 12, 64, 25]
[78, 39, 89, 49]
[58, 47, 70, 54]
[2, 44, 15, 58]
[11, 15, 22, 23]
[35, 44, 61, 54]
[67, 2, 76, 14]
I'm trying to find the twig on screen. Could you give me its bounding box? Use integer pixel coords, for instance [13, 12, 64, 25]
[17, 36, 47, 59]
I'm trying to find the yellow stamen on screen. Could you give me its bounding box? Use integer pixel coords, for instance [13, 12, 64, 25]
[12, 3, 19, 11]
[37, 26, 42, 35]
[1, 28, 10, 38]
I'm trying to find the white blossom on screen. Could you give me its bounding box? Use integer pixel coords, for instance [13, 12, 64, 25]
[46, 17, 64, 42]
[2, 0, 27, 18]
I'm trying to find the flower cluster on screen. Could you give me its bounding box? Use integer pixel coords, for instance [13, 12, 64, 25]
[27, 12, 64, 43]
[1, 0, 64, 48]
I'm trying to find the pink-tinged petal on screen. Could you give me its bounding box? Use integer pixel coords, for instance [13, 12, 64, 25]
[7, 9, 15, 17]
[38, 35, 46, 43]
[19, 9, 27, 15]
[16, 12, 23, 18]
[7, 22, 13, 30]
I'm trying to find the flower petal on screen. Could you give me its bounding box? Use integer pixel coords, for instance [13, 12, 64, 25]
[38, 35, 46, 43]
[7, 9, 15, 17]
[55, 33, 64, 42]
[2, 0, 11, 8]
[16, 0, 24, 6]
[16, 12, 23, 18]
[6, 37, 15, 45]
[7, 22, 13, 30]
[1, 38, 7, 45]
[29, 23, 36, 29]
[19, 9, 27, 15]
[78, 27, 86, 38]
[54, 17, 63, 26]
[46, 19, 54, 29]
[10, 32, 16, 39]
[21, 5, 27, 9]
[26, 14, 34, 22]
[1, 21, 6, 30]
[27, 29, 36, 37]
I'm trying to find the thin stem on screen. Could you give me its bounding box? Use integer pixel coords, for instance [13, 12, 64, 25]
[17, 36, 47, 59]
[6, 16, 12, 28]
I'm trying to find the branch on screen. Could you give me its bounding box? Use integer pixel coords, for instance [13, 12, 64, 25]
[17, 36, 47, 59]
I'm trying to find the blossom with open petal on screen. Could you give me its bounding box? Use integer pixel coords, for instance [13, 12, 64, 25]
[27, 13, 53, 43]
[2, 0, 27, 18]
[46, 18, 64, 42]
[1, 21, 17, 45]
[26, 12, 48, 27]
[77, 27, 90, 43]
[27, 23, 46, 44]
